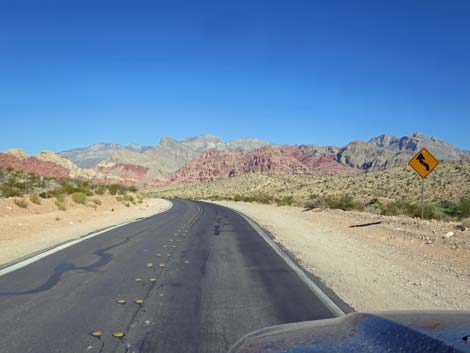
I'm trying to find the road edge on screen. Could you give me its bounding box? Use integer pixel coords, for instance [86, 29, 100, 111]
[0, 200, 174, 278]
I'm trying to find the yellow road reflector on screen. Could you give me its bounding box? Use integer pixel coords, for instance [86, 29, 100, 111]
[116, 299, 126, 304]
[113, 331, 125, 338]
[91, 330, 102, 338]
[135, 278, 142, 282]
[147, 263, 153, 267]
[155, 253, 161, 256]
[159, 263, 166, 268]
[163, 245, 168, 248]
[172, 245, 177, 248]
[167, 254, 172, 257]
[135, 299, 144, 304]
[149, 278, 157, 282]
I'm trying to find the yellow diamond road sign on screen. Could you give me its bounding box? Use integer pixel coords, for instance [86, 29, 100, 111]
[408, 147, 439, 178]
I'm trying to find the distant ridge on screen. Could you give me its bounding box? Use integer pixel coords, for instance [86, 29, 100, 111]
[1, 133, 468, 187]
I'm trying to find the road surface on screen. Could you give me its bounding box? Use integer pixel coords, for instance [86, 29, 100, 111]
[0, 200, 342, 353]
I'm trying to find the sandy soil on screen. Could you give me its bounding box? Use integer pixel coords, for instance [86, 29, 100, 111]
[213, 201, 470, 312]
[0, 196, 171, 266]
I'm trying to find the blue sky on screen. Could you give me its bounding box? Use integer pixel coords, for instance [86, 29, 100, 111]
[1, 0, 469, 154]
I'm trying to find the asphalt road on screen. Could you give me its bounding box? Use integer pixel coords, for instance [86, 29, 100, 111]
[0, 199, 339, 353]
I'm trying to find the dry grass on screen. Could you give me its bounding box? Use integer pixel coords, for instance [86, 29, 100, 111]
[29, 194, 42, 205]
[54, 199, 67, 211]
[91, 198, 102, 206]
[13, 198, 28, 208]
[150, 161, 470, 206]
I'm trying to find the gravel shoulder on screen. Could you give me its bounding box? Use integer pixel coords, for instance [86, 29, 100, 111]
[212, 201, 470, 312]
[0, 196, 172, 266]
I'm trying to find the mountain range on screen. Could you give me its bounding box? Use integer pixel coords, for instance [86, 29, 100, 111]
[1, 133, 468, 187]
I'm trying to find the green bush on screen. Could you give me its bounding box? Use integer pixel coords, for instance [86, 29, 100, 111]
[91, 198, 102, 205]
[382, 200, 420, 217]
[0, 185, 23, 197]
[325, 195, 359, 211]
[29, 194, 42, 205]
[39, 190, 54, 198]
[275, 196, 294, 206]
[94, 186, 107, 195]
[71, 192, 87, 204]
[436, 200, 459, 217]
[458, 197, 470, 218]
[366, 198, 385, 213]
[13, 198, 28, 208]
[122, 194, 135, 203]
[108, 184, 129, 195]
[304, 195, 328, 210]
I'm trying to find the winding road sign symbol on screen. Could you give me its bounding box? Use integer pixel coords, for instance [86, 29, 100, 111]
[408, 148, 439, 178]
[416, 153, 430, 171]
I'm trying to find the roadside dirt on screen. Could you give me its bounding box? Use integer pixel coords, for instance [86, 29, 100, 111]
[0, 196, 171, 266]
[213, 201, 470, 312]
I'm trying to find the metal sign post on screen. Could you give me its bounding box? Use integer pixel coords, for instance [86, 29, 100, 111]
[421, 178, 424, 219]
[408, 147, 439, 220]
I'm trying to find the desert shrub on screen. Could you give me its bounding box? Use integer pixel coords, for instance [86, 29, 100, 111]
[458, 197, 470, 218]
[275, 196, 294, 206]
[122, 194, 135, 203]
[0, 185, 23, 197]
[91, 198, 102, 205]
[13, 198, 28, 208]
[71, 192, 87, 204]
[55, 200, 67, 211]
[436, 200, 459, 217]
[325, 195, 358, 211]
[55, 193, 66, 202]
[57, 184, 93, 196]
[233, 194, 244, 202]
[366, 198, 385, 213]
[128, 185, 138, 193]
[38, 190, 53, 198]
[382, 200, 419, 217]
[304, 195, 328, 210]
[422, 203, 445, 220]
[29, 194, 42, 205]
[125, 202, 130, 207]
[108, 184, 129, 195]
[94, 186, 107, 195]
[253, 194, 273, 204]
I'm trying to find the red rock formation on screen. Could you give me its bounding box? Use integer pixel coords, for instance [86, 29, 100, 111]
[165, 145, 355, 184]
[0, 153, 70, 178]
[95, 163, 150, 185]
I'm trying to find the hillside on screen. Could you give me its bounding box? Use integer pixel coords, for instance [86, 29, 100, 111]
[3, 132, 469, 188]
[58, 143, 152, 168]
[151, 160, 470, 207]
[161, 132, 470, 185]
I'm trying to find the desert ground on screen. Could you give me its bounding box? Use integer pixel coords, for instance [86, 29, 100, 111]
[0, 196, 171, 266]
[212, 201, 470, 312]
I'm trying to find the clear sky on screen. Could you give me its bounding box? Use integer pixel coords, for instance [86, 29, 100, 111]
[1, 0, 469, 154]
